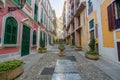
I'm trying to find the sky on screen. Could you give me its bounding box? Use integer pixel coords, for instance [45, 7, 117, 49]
[50, 0, 65, 18]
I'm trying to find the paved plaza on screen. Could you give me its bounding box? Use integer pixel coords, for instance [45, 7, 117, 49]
[15, 45, 120, 80]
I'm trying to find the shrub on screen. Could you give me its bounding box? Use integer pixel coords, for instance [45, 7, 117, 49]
[40, 39, 45, 48]
[0, 60, 23, 72]
[88, 39, 95, 51]
[76, 45, 82, 49]
[86, 50, 99, 55]
[39, 47, 47, 51]
[86, 39, 99, 55]
[58, 44, 65, 50]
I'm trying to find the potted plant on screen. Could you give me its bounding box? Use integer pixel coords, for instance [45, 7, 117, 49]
[38, 39, 47, 53]
[0, 59, 24, 80]
[85, 39, 99, 60]
[75, 45, 82, 51]
[58, 44, 65, 57]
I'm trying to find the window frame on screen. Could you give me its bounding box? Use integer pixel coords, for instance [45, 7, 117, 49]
[32, 30, 37, 46]
[89, 19, 94, 30]
[3, 17, 18, 46]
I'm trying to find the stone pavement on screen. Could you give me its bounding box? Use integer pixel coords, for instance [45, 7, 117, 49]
[52, 60, 81, 80]
[78, 51, 120, 80]
[19, 53, 44, 71]
[16, 45, 114, 80]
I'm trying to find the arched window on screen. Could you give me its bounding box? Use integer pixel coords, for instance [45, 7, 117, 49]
[32, 30, 37, 45]
[4, 17, 18, 44]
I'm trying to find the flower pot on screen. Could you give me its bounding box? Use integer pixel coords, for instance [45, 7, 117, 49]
[0, 65, 24, 80]
[75, 48, 82, 51]
[85, 54, 99, 60]
[39, 50, 47, 53]
[70, 46, 75, 48]
[59, 49, 65, 57]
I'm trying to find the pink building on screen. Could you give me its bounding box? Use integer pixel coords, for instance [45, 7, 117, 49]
[0, 0, 54, 60]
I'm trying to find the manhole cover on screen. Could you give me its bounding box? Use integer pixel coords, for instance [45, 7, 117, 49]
[66, 56, 76, 61]
[41, 68, 55, 75]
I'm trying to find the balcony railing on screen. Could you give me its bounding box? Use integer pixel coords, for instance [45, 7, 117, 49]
[88, 5, 93, 15]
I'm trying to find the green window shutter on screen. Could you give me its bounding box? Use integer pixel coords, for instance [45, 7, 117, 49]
[32, 31, 37, 45]
[4, 17, 18, 44]
[41, 9, 43, 23]
[89, 19, 94, 29]
[13, 0, 19, 5]
[27, 0, 31, 5]
[34, 3, 38, 22]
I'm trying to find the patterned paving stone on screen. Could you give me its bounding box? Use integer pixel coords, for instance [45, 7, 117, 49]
[66, 56, 76, 61]
[52, 60, 81, 80]
[41, 68, 55, 75]
[52, 74, 81, 80]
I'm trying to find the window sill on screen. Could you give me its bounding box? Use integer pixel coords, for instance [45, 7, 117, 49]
[2, 44, 18, 47]
[89, 28, 94, 31]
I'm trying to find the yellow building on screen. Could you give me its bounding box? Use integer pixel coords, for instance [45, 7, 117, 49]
[65, 0, 120, 63]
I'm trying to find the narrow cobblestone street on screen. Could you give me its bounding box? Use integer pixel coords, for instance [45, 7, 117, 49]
[16, 45, 113, 80]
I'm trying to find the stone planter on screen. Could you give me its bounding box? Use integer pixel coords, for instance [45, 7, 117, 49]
[0, 65, 24, 80]
[39, 50, 47, 53]
[59, 49, 65, 57]
[75, 48, 82, 51]
[70, 46, 75, 48]
[85, 54, 99, 60]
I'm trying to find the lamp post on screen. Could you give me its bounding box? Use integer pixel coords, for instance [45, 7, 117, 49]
[8, 0, 26, 12]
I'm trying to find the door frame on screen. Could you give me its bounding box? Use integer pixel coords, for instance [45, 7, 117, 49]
[20, 23, 31, 56]
[116, 41, 120, 61]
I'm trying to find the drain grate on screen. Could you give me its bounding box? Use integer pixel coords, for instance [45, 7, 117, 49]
[66, 56, 76, 61]
[41, 67, 55, 75]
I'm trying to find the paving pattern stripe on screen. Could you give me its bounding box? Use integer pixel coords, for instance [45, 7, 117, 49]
[52, 60, 81, 80]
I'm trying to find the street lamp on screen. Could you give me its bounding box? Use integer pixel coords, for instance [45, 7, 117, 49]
[8, 0, 26, 12]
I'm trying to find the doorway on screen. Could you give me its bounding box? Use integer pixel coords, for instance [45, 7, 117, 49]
[21, 25, 30, 56]
[117, 42, 120, 61]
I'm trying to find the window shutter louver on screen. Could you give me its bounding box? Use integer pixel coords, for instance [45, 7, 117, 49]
[107, 3, 116, 31]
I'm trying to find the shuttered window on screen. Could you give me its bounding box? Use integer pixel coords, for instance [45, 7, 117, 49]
[34, 3, 38, 22]
[116, 2, 120, 29]
[32, 31, 36, 45]
[4, 17, 18, 44]
[41, 9, 43, 24]
[107, 3, 116, 31]
[27, 0, 31, 5]
[89, 19, 94, 29]
[13, 0, 19, 5]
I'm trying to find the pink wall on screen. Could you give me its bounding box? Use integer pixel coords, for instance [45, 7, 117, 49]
[0, 1, 39, 54]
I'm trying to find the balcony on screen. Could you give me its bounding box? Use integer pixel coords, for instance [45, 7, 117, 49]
[88, 5, 93, 15]
[74, 1, 86, 17]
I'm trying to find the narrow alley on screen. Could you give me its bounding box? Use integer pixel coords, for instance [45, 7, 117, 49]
[15, 45, 119, 80]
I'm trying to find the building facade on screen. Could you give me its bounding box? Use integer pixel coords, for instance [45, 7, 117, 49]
[64, 0, 120, 63]
[0, 0, 55, 61]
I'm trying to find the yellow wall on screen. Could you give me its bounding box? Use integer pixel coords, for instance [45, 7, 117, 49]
[84, 11, 97, 50]
[100, 0, 114, 48]
[116, 31, 120, 39]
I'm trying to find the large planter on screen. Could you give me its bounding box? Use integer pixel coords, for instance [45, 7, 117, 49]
[59, 49, 65, 57]
[39, 49, 47, 53]
[75, 48, 82, 51]
[85, 54, 99, 60]
[70, 45, 75, 48]
[0, 65, 23, 80]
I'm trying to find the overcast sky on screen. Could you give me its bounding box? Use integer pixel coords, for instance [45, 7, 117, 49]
[49, 0, 65, 18]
